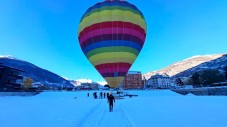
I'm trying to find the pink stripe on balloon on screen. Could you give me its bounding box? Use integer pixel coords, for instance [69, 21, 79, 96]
[79, 28, 145, 45]
[96, 67, 129, 74]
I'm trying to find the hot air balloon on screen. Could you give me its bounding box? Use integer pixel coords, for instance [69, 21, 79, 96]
[78, 0, 146, 88]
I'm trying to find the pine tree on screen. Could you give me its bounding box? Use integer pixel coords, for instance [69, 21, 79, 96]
[224, 66, 227, 81]
[176, 78, 184, 86]
[200, 70, 225, 86]
[191, 72, 200, 86]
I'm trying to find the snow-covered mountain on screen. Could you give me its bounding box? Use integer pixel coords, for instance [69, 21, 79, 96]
[0, 56, 74, 88]
[144, 53, 227, 79]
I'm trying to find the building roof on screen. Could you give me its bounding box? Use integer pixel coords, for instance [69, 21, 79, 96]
[149, 74, 170, 79]
[127, 71, 141, 74]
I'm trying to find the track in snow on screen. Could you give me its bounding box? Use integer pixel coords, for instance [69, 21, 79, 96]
[75, 99, 133, 127]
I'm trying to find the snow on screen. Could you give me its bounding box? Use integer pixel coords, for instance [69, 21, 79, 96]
[0, 55, 25, 62]
[1, 90, 227, 127]
[182, 54, 224, 62]
[182, 55, 202, 61]
[76, 79, 93, 83]
[75, 79, 107, 86]
[0, 55, 15, 59]
[172, 62, 183, 66]
[97, 81, 107, 86]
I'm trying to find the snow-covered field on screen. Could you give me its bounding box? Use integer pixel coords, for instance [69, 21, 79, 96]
[1, 90, 227, 127]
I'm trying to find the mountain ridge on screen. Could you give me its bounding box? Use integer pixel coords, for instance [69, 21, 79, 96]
[143, 53, 227, 79]
[0, 56, 73, 88]
[1, 53, 226, 87]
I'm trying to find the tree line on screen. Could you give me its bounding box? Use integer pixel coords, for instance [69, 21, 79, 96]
[184, 66, 227, 87]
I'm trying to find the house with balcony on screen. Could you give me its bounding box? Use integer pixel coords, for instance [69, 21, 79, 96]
[146, 74, 171, 89]
[0, 64, 25, 91]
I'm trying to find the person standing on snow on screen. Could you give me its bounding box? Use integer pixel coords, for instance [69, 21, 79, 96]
[100, 92, 103, 99]
[108, 92, 115, 112]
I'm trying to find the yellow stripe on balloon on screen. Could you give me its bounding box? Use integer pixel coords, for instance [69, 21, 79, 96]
[104, 77, 124, 88]
[88, 52, 137, 63]
[81, 9, 143, 23]
[79, 10, 146, 34]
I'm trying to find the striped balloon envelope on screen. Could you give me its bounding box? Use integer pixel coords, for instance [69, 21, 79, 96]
[78, 0, 146, 88]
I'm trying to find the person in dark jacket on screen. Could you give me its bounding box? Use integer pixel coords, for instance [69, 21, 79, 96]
[106, 93, 109, 103]
[108, 92, 115, 112]
[100, 92, 103, 99]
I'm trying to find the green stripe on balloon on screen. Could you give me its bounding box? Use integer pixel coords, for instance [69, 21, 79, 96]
[86, 46, 139, 58]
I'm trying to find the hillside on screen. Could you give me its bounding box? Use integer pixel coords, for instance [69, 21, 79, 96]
[0, 56, 73, 87]
[144, 53, 227, 79]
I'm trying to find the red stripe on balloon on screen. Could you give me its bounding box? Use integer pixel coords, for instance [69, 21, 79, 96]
[97, 66, 130, 74]
[95, 62, 131, 70]
[79, 21, 146, 38]
[79, 27, 145, 44]
[95, 63, 131, 78]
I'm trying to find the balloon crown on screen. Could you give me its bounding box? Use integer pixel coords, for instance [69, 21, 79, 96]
[105, 0, 124, 1]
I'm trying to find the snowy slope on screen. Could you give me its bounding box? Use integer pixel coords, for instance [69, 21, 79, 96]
[1, 90, 227, 127]
[0, 56, 73, 87]
[144, 53, 227, 79]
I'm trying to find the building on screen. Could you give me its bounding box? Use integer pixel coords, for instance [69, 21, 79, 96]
[122, 71, 143, 89]
[73, 81, 99, 90]
[0, 64, 25, 91]
[146, 74, 171, 89]
[81, 82, 99, 90]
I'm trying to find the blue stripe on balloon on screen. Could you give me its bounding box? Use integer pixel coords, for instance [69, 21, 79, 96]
[82, 40, 142, 54]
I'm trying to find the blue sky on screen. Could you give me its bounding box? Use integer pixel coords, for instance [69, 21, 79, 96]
[0, 0, 226, 82]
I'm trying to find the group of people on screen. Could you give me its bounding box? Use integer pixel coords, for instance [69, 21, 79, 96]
[88, 91, 115, 112]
